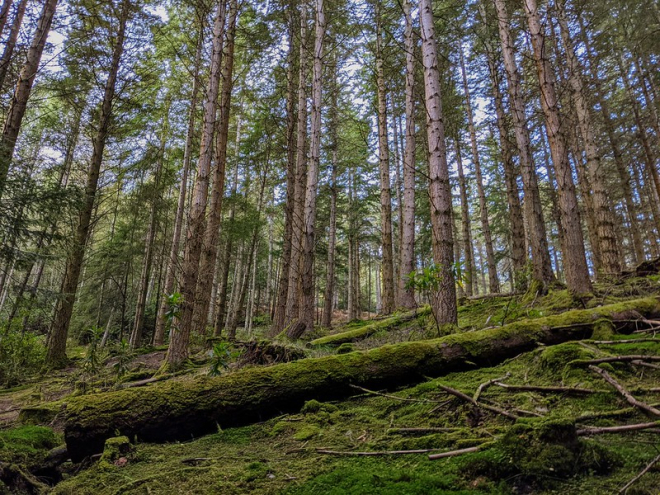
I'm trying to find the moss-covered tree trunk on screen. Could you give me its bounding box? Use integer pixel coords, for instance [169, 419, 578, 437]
[58, 298, 659, 461]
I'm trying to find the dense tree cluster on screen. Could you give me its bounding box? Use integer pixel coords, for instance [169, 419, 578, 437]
[0, 0, 659, 369]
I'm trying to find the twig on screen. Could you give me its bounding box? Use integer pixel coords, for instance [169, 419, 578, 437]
[577, 421, 660, 436]
[315, 448, 442, 456]
[428, 445, 484, 460]
[589, 365, 660, 417]
[593, 338, 660, 345]
[633, 326, 660, 334]
[577, 403, 660, 421]
[632, 360, 660, 371]
[387, 427, 460, 435]
[473, 372, 511, 401]
[493, 382, 597, 395]
[619, 452, 660, 493]
[348, 384, 441, 404]
[435, 383, 519, 420]
[574, 356, 660, 366]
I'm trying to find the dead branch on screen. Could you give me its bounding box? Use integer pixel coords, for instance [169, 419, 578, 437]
[435, 383, 519, 420]
[428, 445, 484, 460]
[473, 372, 511, 401]
[589, 365, 660, 417]
[593, 338, 660, 345]
[577, 421, 660, 436]
[619, 452, 660, 494]
[315, 448, 443, 456]
[575, 356, 660, 366]
[348, 384, 442, 404]
[387, 427, 461, 435]
[631, 360, 660, 371]
[493, 382, 597, 395]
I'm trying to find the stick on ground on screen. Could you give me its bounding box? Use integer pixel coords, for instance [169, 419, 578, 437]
[435, 383, 519, 420]
[619, 452, 660, 494]
[576, 421, 660, 436]
[473, 373, 511, 401]
[588, 365, 660, 417]
[348, 384, 442, 404]
[428, 445, 483, 460]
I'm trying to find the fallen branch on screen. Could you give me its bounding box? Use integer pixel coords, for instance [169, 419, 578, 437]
[631, 360, 660, 371]
[387, 427, 461, 435]
[348, 384, 441, 404]
[592, 338, 660, 345]
[428, 445, 484, 460]
[577, 421, 660, 436]
[589, 365, 660, 417]
[473, 373, 511, 401]
[493, 383, 597, 395]
[575, 356, 660, 366]
[315, 448, 442, 456]
[435, 383, 519, 420]
[578, 403, 660, 422]
[619, 452, 660, 494]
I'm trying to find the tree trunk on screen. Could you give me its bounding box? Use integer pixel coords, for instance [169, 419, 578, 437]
[523, 0, 591, 295]
[285, 4, 308, 327]
[60, 297, 660, 462]
[555, 0, 620, 277]
[459, 47, 499, 293]
[0, 0, 12, 37]
[375, 9, 395, 315]
[398, 0, 417, 309]
[192, 0, 238, 336]
[167, 0, 227, 369]
[419, 0, 457, 326]
[45, 0, 129, 367]
[321, 56, 338, 329]
[130, 103, 169, 349]
[454, 139, 475, 297]
[0, 0, 27, 92]
[297, 0, 324, 335]
[492, 0, 554, 290]
[0, 0, 58, 197]
[270, 6, 298, 337]
[153, 27, 203, 346]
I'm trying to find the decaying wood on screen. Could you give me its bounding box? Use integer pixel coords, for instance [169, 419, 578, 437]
[493, 383, 597, 395]
[589, 365, 660, 416]
[473, 372, 511, 401]
[428, 445, 484, 460]
[435, 383, 519, 420]
[348, 384, 442, 404]
[619, 452, 660, 494]
[577, 421, 660, 436]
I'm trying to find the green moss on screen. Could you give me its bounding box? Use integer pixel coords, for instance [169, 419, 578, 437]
[539, 343, 596, 371]
[336, 343, 355, 354]
[0, 425, 61, 465]
[18, 402, 63, 425]
[293, 425, 321, 441]
[301, 400, 338, 414]
[98, 436, 132, 471]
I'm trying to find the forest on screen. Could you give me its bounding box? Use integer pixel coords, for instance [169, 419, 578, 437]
[1, 0, 660, 492]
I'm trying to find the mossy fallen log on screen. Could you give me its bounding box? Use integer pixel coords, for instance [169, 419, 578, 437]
[310, 307, 432, 347]
[58, 297, 659, 461]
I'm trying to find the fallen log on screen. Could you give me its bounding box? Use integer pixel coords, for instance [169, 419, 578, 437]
[55, 297, 659, 461]
[310, 307, 431, 347]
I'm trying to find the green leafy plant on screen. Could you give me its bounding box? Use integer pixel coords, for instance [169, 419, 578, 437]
[112, 338, 133, 379]
[208, 341, 241, 376]
[0, 332, 45, 387]
[82, 326, 105, 375]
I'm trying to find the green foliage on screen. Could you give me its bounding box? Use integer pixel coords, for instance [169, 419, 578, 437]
[208, 341, 241, 376]
[112, 339, 134, 380]
[0, 332, 45, 387]
[82, 326, 106, 375]
[0, 426, 61, 464]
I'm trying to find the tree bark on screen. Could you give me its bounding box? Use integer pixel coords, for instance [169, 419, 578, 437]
[398, 0, 417, 309]
[419, 0, 457, 325]
[167, 0, 227, 369]
[0, 0, 28, 92]
[375, 8, 395, 315]
[45, 0, 129, 367]
[555, 0, 620, 277]
[297, 0, 324, 335]
[153, 26, 203, 346]
[60, 297, 660, 461]
[523, 0, 591, 295]
[192, 0, 238, 336]
[492, 0, 554, 290]
[454, 139, 475, 297]
[0, 0, 58, 198]
[270, 6, 299, 337]
[0, 0, 12, 37]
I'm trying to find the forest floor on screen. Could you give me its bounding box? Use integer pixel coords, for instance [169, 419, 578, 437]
[2, 275, 660, 494]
